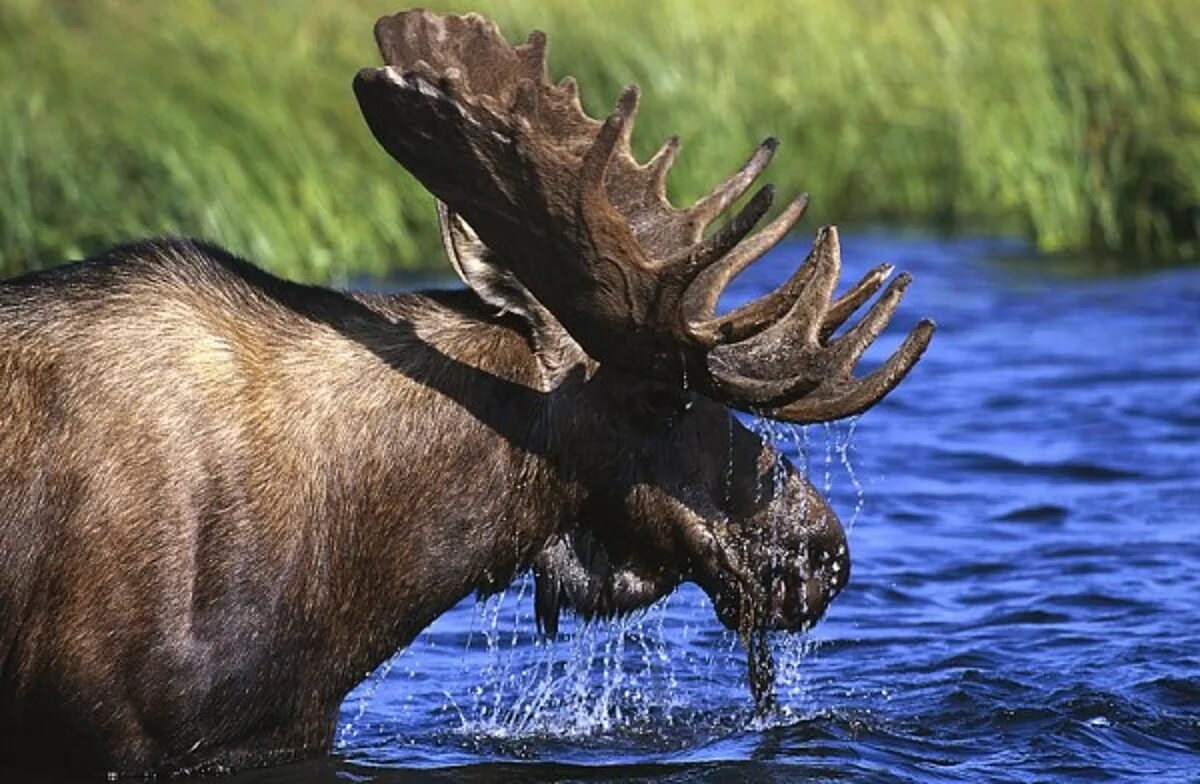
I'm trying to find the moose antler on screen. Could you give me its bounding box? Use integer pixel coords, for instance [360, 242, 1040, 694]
[354, 10, 934, 422]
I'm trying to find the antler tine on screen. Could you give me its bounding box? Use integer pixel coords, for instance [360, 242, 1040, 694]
[557, 75, 583, 111]
[645, 135, 681, 201]
[766, 319, 935, 422]
[687, 138, 779, 230]
[681, 194, 810, 346]
[520, 30, 549, 79]
[582, 86, 641, 191]
[774, 226, 842, 346]
[826, 272, 913, 376]
[820, 262, 894, 341]
[669, 185, 775, 281]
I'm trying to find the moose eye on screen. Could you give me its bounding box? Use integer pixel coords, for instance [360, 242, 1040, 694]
[634, 386, 693, 429]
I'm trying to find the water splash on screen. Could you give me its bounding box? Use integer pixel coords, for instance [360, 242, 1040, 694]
[447, 587, 694, 740]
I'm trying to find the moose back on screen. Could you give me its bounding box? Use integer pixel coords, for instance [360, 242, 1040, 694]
[0, 9, 932, 775]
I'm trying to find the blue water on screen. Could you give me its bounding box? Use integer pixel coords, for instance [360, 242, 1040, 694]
[246, 234, 1198, 783]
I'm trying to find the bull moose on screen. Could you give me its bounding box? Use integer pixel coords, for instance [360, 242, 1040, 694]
[0, 9, 933, 776]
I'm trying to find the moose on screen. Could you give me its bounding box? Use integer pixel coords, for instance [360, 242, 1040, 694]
[0, 9, 933, 776]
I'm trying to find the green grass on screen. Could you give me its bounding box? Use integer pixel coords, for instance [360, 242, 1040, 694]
[1, 0, 1196, 280]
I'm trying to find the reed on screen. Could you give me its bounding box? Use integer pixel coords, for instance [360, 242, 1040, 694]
[1, 0, 1195, 279]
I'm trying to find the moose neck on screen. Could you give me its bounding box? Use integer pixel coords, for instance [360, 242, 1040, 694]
[284, 289, 579, 703]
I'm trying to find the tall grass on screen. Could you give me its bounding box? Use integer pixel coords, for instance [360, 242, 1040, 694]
[1, 0, 1195, 280]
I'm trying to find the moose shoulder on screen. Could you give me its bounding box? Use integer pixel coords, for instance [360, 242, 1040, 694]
[0, 9, 932, 776]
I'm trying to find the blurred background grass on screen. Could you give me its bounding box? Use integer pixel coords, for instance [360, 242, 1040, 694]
[1, 0, 1196, 280]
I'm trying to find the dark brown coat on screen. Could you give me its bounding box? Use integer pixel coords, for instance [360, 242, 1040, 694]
[0, 238, 847, 773]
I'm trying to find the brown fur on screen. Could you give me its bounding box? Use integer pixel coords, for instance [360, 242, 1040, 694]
[0, 237, 848, 774]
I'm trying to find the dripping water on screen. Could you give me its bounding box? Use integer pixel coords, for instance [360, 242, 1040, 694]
[433, 579, 694, 742]
[335, 646, 402, 750]
[821, 421, 835, 496]
[734, 414, 865, 718]
[836, 416, 865, 529]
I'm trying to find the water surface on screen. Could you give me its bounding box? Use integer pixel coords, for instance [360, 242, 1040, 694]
[246, 234, 1199, 782]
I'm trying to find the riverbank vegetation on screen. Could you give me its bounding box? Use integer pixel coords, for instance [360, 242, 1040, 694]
[1, 0, 1195, 279]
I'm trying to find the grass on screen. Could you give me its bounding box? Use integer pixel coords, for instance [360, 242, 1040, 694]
[1, 0, 1196, 280]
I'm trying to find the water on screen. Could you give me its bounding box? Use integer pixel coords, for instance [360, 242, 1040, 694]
[223, 234, 1200, 781]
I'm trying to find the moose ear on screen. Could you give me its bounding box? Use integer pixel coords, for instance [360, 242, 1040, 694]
[437, 200, 544, 324]
[438, 201, 585, 374]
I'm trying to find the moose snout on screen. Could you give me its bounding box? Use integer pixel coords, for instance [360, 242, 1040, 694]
[766, 500, 851, 631]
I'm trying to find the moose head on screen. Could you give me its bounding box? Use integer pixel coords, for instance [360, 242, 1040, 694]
[354, 10, 933, 688]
